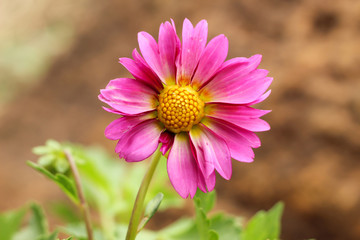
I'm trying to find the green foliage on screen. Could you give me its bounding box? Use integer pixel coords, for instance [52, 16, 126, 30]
[194, 190, 218, 240]
[154, 190, 241, 240]
[25, 140, 285, 240]
[0, 206, 26, 240]
[0, 202, 63, 240]
[50, 202, 81, 223]
[29, 141, 183, 239]
[209, 213, 242, 240]
[27, 161, 79, 204]
[194, 190, 216, 214]
[32, 140, 70, 175]
[241, 202, 284, 240]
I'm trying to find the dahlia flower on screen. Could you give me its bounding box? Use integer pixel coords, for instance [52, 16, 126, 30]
[99, 19, 272, 198]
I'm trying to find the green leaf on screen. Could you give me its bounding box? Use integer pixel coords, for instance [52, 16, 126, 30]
[27, 161, 79, 204]
[55, 174, 78, 203]
[241, 202, 284, 240]
[29, 203, 48, 236]
[208, 230, 219, 240]
[27, 161, 57, 181]
[13, 203, 50, 240]
[13, 203, 55, 240]
[138, 193, 164, 232]
[0, 207, 27, 240]
[209, 213, 242, 240]
[193, 190, 218, 240]
[161, 191, 242, 240]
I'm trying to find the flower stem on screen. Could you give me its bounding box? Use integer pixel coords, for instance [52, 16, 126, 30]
[65, 150, 93, 240]
[126, 146, 162, 240]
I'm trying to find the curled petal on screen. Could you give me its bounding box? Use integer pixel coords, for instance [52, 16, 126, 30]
[201, 117, 260, 163]
[159, 131, 175, 155]
[167, 132, 199, 198]
[189, 124, 232, 180]
[205, 104, 271, 132]
[191, 34, 228, 90]
[200, 55, 272, 104]
[99, 78, 157, 115]
[115, 119, 164, 162]
[105, 112, 156, 140]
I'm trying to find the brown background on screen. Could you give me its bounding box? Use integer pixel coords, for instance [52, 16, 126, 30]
[1, 0, 359, 239]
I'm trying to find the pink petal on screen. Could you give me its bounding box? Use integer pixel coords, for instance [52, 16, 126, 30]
[177, 19, 208, 85]
[249, 90, 272, 105]
[167, 132, 199, 198]
[104, 112, 156, 140]
[99, 78, 157, 115]
[170, 18, 181, 55]
[137, 32, 163, 82]
[201, 117, 260, 163]
[138, 30, 176, 86]
[200, 55, 272, 104]
[189, 124, 232, 180]
[119, 51, 162, 92]
[205, 104, 271, 132]
[191, 34, 229, 90]
[158, 21, 177, 85]
[197, 171, 216, 193]
[115, 119, 164, 162]
[159, 131, 175, 155]
[132, 48, 153, 68]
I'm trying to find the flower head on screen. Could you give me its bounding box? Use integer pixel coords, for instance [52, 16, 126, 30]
[99, 19, 272, 198]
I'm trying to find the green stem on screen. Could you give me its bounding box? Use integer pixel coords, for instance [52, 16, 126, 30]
[126, 146, 162, 240]
[65, 150, 93, 240]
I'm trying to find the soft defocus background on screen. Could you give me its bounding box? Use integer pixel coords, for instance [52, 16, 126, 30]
[1, 0, 359, 239]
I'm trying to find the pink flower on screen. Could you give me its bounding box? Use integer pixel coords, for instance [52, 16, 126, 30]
[99, 19, 272, 198]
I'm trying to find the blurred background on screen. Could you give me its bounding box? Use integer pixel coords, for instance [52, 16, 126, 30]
[1, 0, 359, 239]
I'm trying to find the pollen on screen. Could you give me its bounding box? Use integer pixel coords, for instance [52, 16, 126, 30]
[157, 85, 205, 133]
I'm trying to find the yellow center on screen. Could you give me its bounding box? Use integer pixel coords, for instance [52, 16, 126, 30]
[157, 85, 204, 133]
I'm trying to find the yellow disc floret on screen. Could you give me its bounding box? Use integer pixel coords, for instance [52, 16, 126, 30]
[157, 85, 205, 133]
